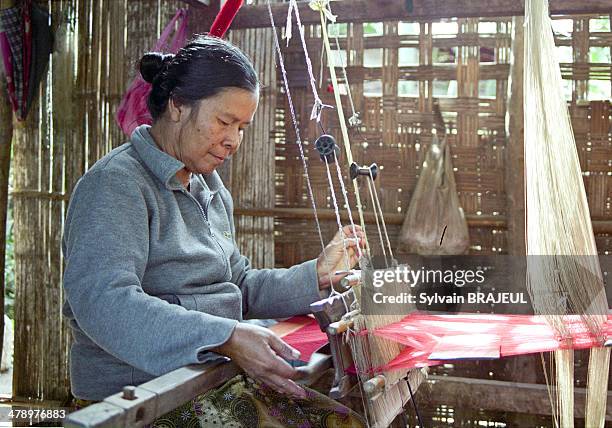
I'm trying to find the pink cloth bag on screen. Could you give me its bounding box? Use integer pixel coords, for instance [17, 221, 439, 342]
[115, 9, 189, 137]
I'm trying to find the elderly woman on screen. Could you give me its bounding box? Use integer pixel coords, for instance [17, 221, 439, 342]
[62, 35, 365, 427]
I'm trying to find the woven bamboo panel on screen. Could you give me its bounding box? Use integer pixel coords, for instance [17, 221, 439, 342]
[228, 27, 277, 269]
[272, 14, 612, 268]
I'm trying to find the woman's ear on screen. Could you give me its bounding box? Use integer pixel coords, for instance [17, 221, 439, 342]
[167, 97, 191, 123]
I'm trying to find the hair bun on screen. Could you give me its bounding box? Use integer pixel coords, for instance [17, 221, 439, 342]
[139, 52, 175, 83]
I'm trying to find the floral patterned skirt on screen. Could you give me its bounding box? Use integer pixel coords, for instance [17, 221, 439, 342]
[75, 374, 366, 428]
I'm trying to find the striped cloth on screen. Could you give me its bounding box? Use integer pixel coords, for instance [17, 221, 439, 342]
[0, 5, 24, 116]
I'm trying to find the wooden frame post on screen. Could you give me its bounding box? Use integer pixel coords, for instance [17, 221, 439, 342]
[505, 17, 525, 256]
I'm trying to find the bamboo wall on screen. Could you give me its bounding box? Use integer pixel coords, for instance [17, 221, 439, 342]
[227, 27, 277, 270]
[266, 15, 612, 267]
[12, 0, 186, 402]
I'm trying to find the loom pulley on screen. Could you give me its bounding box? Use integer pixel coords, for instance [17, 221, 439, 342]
[314, 134, 341, 163]
[350, 162, 379, 181]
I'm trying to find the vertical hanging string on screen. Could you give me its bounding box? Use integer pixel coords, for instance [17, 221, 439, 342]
[286, 0, 356, 285]
[293, 0, 376, 270]
[541, 353, 560, 428]
[333, 150, 362, 259]
[369, 169, 394, 261]
[348, 325, 372, 425]
[333, 34, 360, 126]
[313, 0, 370, 255]
[329, 13, 391, 262]
[365, 177, 389, 267]
[289, 0, 333, 122]
[287, 0, 362, 251]
[327, 21, 367, 260]
[266, 1, 330, 271]
[323, 157, 352, 275]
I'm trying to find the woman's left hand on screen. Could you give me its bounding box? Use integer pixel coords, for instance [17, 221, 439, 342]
[316, 225, 366, 289]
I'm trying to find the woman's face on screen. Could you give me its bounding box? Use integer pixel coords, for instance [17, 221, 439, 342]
[175, 87, 258, 175]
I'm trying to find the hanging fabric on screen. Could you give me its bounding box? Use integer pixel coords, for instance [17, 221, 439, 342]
[115, 9, 189, 137]
[397, 133, 469, 255]
[0, 0, 52, 121]
[26, 3, 52, 114]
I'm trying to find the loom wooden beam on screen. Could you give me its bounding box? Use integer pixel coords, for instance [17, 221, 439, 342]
[235, 207, 506, 227]
[64, 361, 241, 428]
[505, 17, 526, 256]
[417, 375, 612, 420]
[233, 207, 612, 233]
[189, 0, 612, 31]
[64, 320, 329, 427]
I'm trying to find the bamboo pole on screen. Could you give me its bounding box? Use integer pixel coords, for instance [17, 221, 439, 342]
[13, 84, 42, 401]
[0, 58, 13, 377]
[51, 0, 79, 400]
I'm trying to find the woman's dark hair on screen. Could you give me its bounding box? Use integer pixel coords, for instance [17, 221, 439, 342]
[139, 34, 259, 120]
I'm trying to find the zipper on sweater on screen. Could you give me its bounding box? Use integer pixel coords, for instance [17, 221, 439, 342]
[180, 189, 231, 278]
[182, 189, 210, 231]
[194, 174, 215, 216]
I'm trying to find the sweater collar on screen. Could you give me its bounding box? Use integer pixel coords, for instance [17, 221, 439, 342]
[130, 124, 226, 193]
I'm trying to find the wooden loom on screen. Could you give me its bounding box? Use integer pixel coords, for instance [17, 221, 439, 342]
[305, 0, 612, 426]
[309, 272, 427, 428]
[267, 1, 431, 426]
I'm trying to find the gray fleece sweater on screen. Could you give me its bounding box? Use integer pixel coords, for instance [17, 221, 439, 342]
[62, 125, 321, 400]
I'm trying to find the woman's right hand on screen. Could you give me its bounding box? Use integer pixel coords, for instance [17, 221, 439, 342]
[213, 323, 307, 398]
